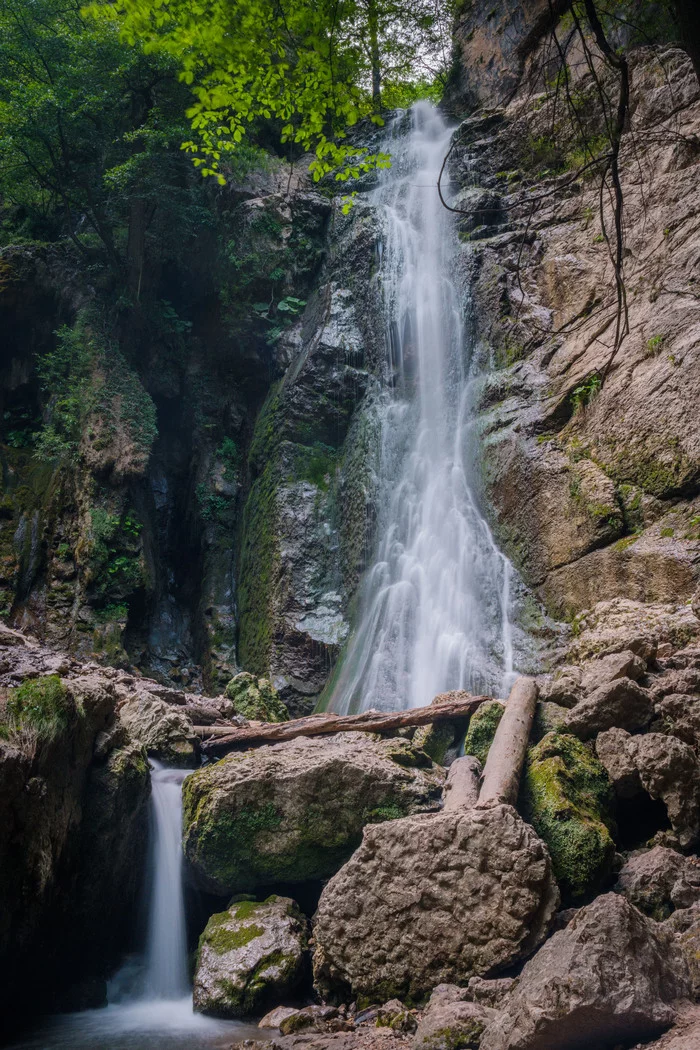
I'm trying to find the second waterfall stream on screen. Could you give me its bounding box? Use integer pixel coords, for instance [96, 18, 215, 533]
[330, 102, 517, 715]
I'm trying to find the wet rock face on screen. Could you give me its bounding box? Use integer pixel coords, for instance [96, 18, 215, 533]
[313, 803, 559, 1003]
[480, 894, 690, 1050]
[182, 732, 445, 896]
[193, 895, 308, 1018]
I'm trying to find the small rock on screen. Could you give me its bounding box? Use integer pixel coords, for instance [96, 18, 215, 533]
[596, 727, 642, 798]
[463, 701, 504, 765]
[617, 847, 700, 920]
[259, 1006, 299, 1029]
[465, 977, 516, 1008]
[563, 677, 653, 740]
[665, 903, 700, 999]
[193, 895, 309, 1018]
[118, 693, 198, 766]
[413, 986, 494, 1050]
[579, 649, 647, 692]
[279, 1005, 339, 1035]
[480, 894, 690, 1050]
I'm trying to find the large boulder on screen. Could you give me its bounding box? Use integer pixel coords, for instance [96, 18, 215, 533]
[562, 678, 653, 740]
[224, 672, 289, 723]
[520, 733, 616, 900]
[118, 693, 198, 766]
[193, 895, 308, 1018]
[182, 733, 444, 894]
[480, 894, 691, 1050]
[313, 803, 559, 1003]
[617, 847, 700, 920]
[596, 729, 700, 848]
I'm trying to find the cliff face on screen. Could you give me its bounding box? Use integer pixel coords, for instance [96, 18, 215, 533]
[445, 6, 700, 623]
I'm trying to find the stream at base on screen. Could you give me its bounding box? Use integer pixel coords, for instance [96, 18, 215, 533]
[5, 763, 267, 1050]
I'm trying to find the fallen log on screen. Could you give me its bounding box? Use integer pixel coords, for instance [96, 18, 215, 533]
[477, 676, 538, 807]
[199, 692, 491, 757]
[443, 755, 482, 811]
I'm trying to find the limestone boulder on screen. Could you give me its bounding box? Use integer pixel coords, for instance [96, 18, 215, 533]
[313, 803, 559, 1003]
[480, 894, 690, 1050]
[596, 729, 700, 847]
[520, 733, 615, 900]
[182, 733, 444, 895]
[562, 677, 653, 740]
[665, 904, 700, 999]
[193, 895, 308, 1018]
[412, 985, 494, 1050]
[118, 693, 198, 766]
[617, 847, 700, 920]
[224, 672, 289, 723]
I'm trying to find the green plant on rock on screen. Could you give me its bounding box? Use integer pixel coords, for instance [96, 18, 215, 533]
[520, 732, 616, 901]
[570, 375, 602, 414]
[1, 675, 74, 747]
[224, 672, 289, 722]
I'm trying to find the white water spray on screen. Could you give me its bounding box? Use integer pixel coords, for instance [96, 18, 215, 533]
[330, 102, 516, 714]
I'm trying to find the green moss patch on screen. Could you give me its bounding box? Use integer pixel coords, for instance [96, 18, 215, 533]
[463, 701, 504, 766]
[520, 732, 616, 901]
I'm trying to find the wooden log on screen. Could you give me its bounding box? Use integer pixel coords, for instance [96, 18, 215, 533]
[442, 756, 482, 811]
[477, 676, 538, 807]
[199, 693, 491, 757]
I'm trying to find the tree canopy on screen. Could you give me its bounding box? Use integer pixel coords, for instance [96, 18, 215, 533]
[90, 0, 454, 183]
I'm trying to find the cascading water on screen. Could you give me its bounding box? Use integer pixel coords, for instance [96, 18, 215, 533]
[142, 761, 190, 1000]
[7, 762, 261, 1050]
[330, 102, 516, 715]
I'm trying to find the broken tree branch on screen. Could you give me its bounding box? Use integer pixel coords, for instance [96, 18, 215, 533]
[478, 677, 538, 806]
[198, 692, 491, 757]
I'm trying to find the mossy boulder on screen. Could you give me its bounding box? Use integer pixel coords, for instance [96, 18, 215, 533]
[520, 732, 616, 901]
[182, 732, 445, 895]
[463, 701, 504, 766]
[224, 672, 289, 723]
[193, 895, 308, 1018]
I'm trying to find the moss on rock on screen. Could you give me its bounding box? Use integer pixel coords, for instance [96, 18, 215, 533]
[463, 701, 504, 766]
[520, 732, 616, 900]
[224, 672, 288, 722]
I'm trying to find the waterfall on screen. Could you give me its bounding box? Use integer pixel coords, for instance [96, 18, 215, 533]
[329, 102, 516, 715]
[142, 760, 190, 1000]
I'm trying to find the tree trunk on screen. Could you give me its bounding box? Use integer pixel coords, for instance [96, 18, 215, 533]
[443, 756, 482, 811]
[367, 0, 381, 108]
[477, 677, 538, 806]
[198, 693, 491, 756]
[672, 0, 700, 86]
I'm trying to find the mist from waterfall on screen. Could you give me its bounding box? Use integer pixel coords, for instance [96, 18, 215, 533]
[329, 102, 516, 715]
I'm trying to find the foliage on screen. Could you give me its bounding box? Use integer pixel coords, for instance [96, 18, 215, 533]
[571, 374, 602, 413]
[0, 0, 216, 273]
[1, 675, 73, 746]
[34, 323, 95, 459]
[90, 0, 455, 183]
